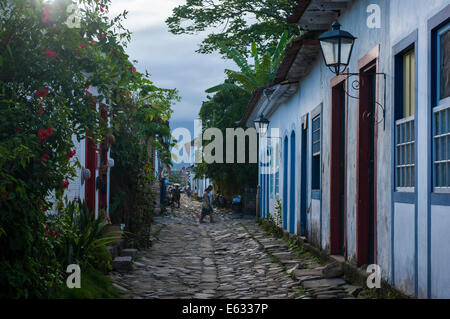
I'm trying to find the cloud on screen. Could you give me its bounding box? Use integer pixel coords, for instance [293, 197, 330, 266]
[110, 0, 236, 122]
[109, 0, 236, 123]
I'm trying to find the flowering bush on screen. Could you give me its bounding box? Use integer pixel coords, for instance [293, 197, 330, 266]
[0, 0, 160, 298]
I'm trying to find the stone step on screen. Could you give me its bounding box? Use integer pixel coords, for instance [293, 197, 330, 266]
[112, 256, 133, 272]
[120, 248, 138, 259]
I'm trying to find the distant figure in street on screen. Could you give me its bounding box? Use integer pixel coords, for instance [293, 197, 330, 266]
[199, 185, 214, 223]
[208, 186, 213, 208]
[174, 185, 181, 208]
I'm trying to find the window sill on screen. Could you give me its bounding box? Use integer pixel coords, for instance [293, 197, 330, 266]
[311, 190, 321, 200]
[431, 192, 450, 206]
[393, 191, 416, 204]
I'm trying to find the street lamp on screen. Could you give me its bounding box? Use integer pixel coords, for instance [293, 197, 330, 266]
[254, 114, 270, 135]
[318, 21, 357, 76]
[318, 21, 387, 130]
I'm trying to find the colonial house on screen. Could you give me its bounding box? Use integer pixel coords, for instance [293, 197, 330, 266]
[242, 0, 450, 298]
[49, 85, 115, 219]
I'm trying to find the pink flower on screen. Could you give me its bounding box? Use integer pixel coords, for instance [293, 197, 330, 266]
[42, 6, 53, 17]
[45, 48, 57, 58]
[101, 33, 106, 38]
[75, 49, 80, 54]
[132, 67, 136, 73]
[41, 17, 49, 24]
[126, 92, 130, 98]
[80, 43, 85, 49]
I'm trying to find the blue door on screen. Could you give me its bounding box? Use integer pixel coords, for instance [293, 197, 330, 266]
[283, 137, 288, 229]
[290, 131, 296, 233]
[259, 171, 263, 217]
[300, 125, 308, 236]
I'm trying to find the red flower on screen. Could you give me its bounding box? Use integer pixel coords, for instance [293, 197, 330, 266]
[40, 153, 50, 163]
[41, 17, 49, 24]
[45, 48, 57, 58]
[100, 8, 104, 13]
[91, 40, 96, 44]
[80, 43, 85, 49]
[132, 67, 136, 73]
[2, 191, 6, 200]
[38, 129, 47, 141]
[40, 107, 44, 115]
[35, 88, 49, 98]
[42, 206, 49, 212]
[126, 92, 130, 98]
[53, 230, 59, 237]
[86, 85, 90, 90]
[66, 150, 76, 159]
[75, 49, 80, 54]
[62, 180, 69, 188]
[101, 33, 106, 38]
[42, 6, 53, 17]
[38, 127, 53, 141]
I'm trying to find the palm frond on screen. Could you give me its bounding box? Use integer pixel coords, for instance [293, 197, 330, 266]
[225, 70, 257, 93]
[205, 83, 242, 93]
[271, 30, 289, 66]
[257, 53, 272, 85]
[219, 42, 253, 78]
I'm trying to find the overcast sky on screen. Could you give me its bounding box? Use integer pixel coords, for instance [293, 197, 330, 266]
[109, 0, 235, 132]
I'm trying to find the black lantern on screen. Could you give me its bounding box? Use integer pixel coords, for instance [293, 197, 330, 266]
[318, 21, 357, 75]
[254, 114, 269, 135]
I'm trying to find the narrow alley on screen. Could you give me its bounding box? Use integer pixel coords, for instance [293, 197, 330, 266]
[109, 195, 365, 299]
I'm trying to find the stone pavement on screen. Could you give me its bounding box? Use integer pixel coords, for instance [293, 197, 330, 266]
[109, 195, 365, 299]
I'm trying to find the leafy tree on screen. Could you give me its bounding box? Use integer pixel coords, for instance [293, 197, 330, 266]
[196, 88, 257, 198]
[205, 30, 296, 94]
[110, 75, 179, 248]
[0, 0, 176, 298]
[166, 0, 301, 56]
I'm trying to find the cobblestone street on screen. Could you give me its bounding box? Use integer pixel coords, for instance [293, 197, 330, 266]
[110, 195, 364, 299]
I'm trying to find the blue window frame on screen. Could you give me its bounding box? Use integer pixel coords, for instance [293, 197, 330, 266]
[432, 21, 450, 192]
[394, 45, 416, 191]
[311, 114, 321, 191]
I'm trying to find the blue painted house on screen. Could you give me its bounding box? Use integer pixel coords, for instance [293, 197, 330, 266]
[241, 0, 450, 298]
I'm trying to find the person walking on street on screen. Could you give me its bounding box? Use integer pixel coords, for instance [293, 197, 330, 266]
[174, 185, 181, 208]
[199, 185, 214, 223]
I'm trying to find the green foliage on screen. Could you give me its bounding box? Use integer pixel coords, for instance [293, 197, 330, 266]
[110, 77, 179, 249]
[0, 0, 176, 298]
[48, 200, 116, 274]
[166, 0, 302, 57]
[257, 199, 283, 237]
[205, 31, 296, 94]
[55, 267, 119, 299]
[196, 88, 257, 198]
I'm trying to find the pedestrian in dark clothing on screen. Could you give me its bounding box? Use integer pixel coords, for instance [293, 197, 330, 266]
[199, 185, 214, 223]
[174, 185, 181, 208]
